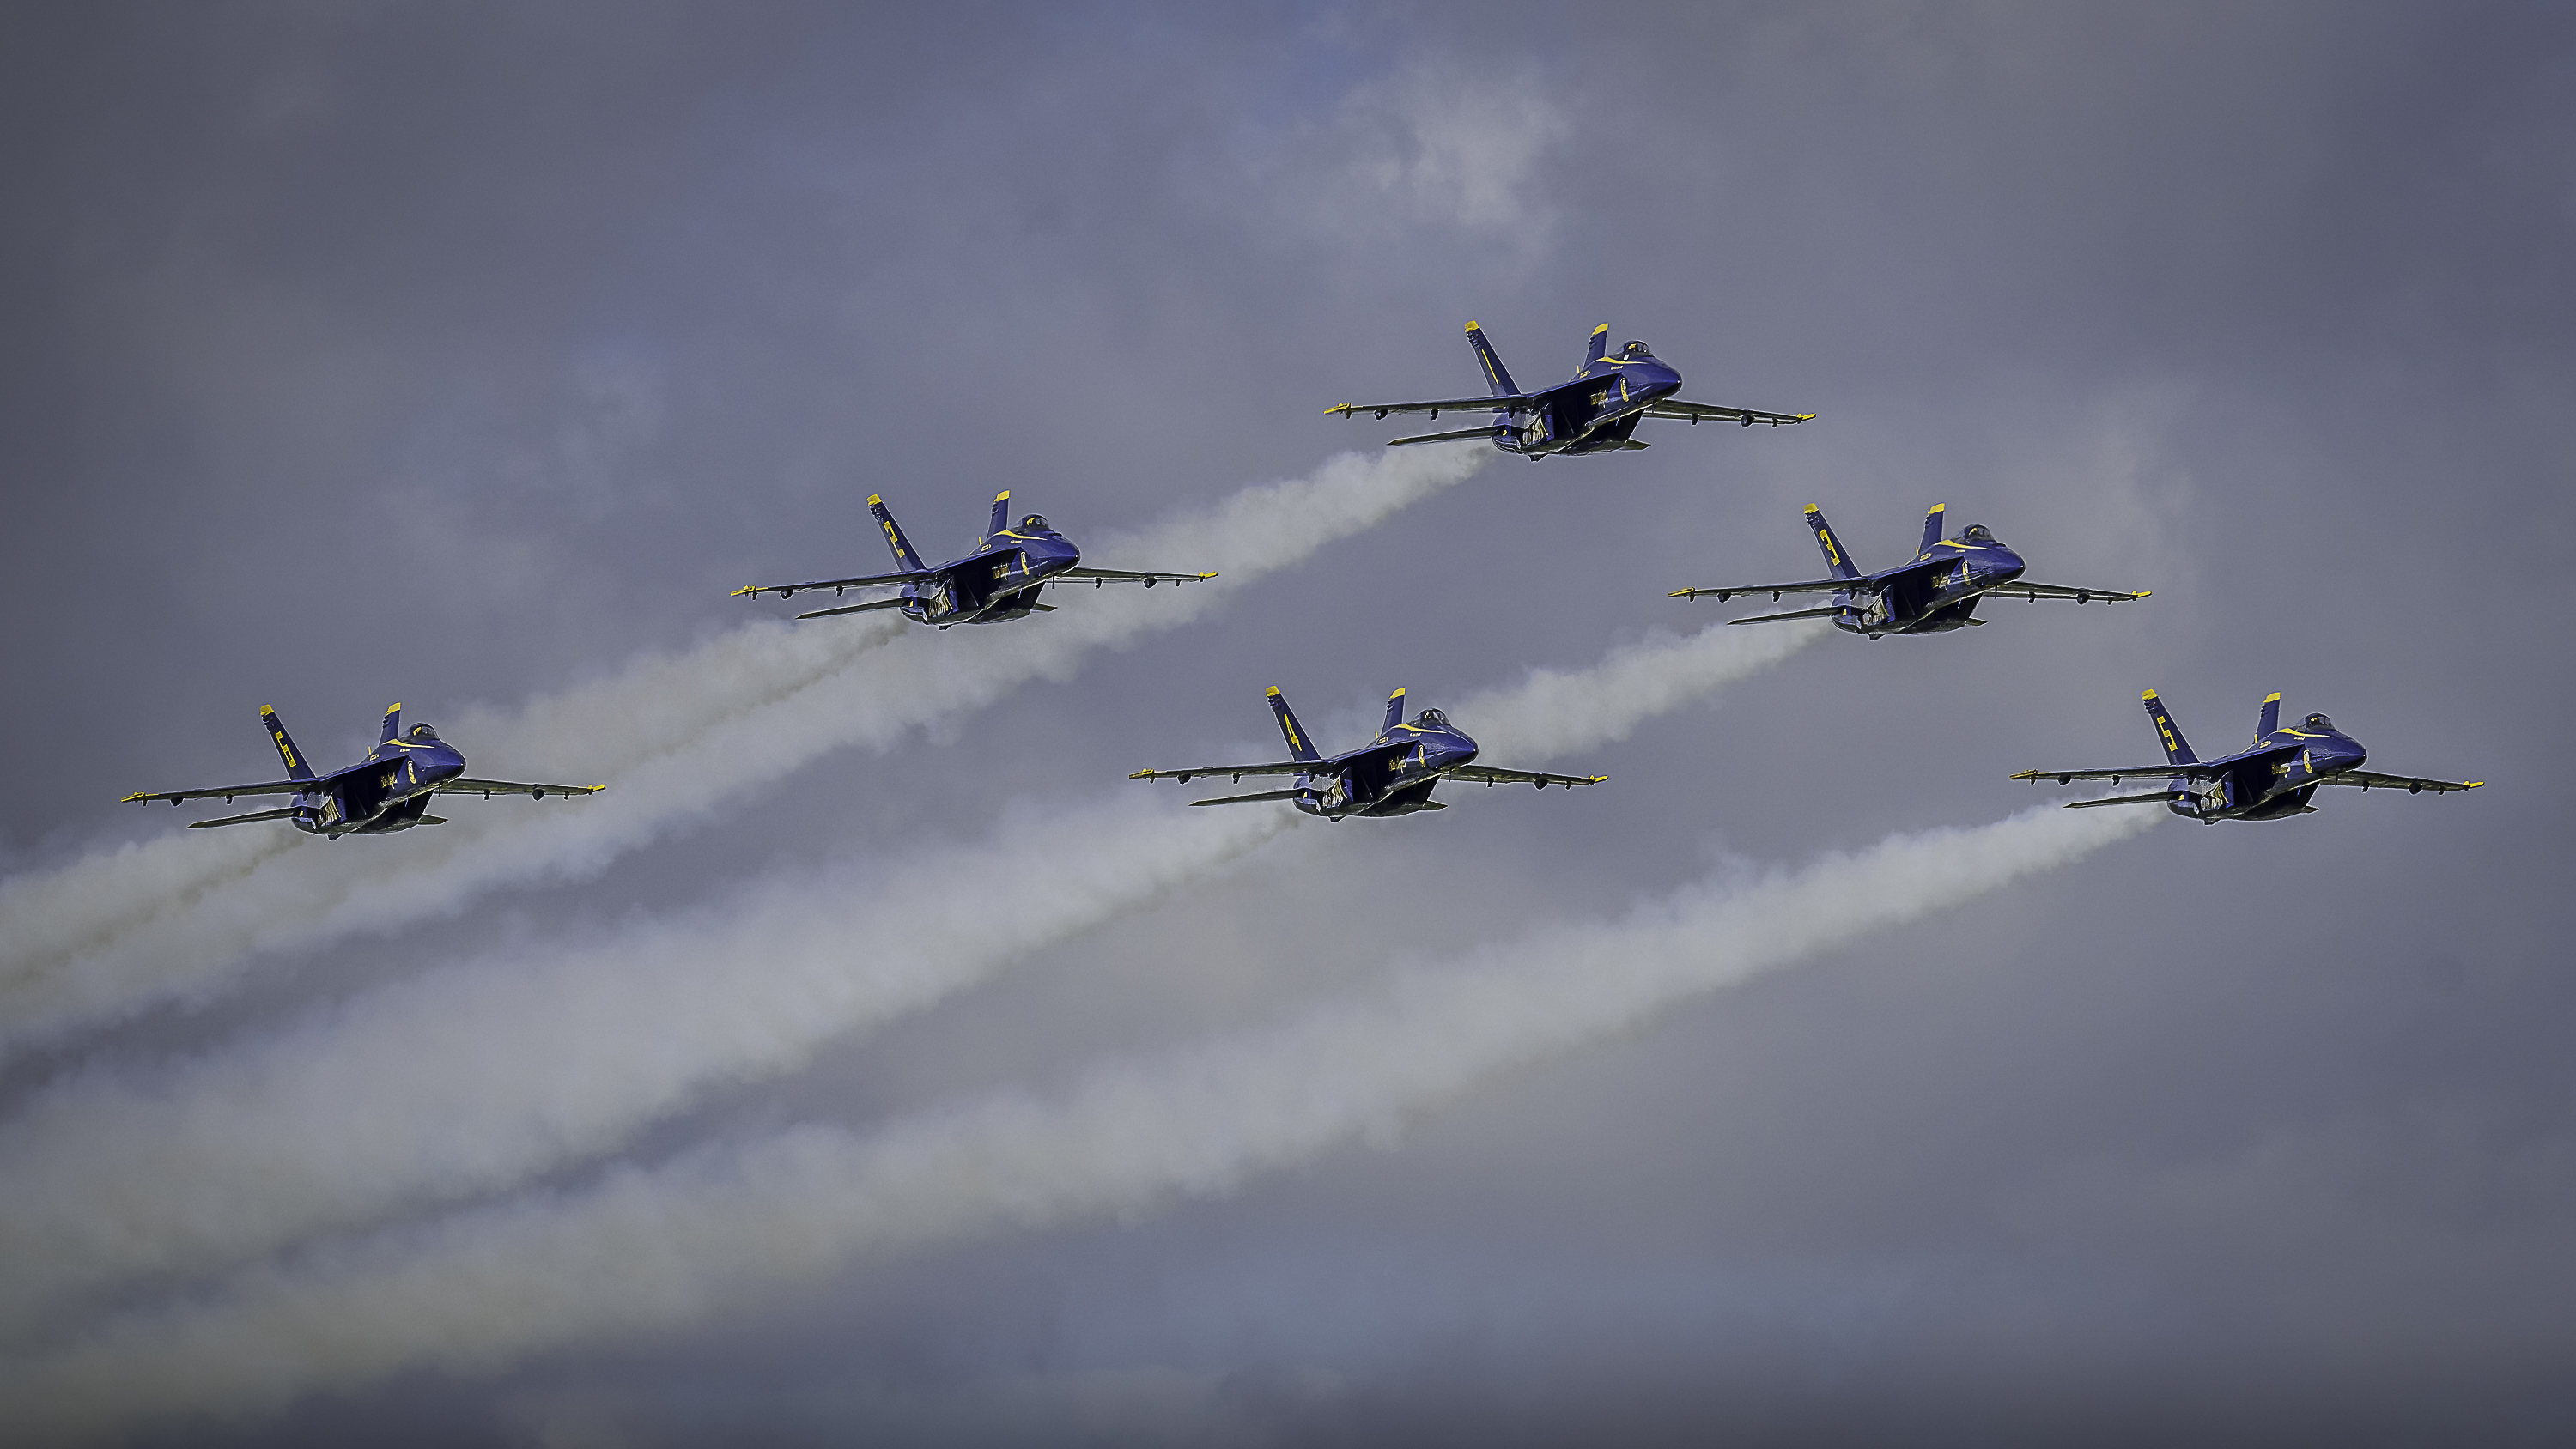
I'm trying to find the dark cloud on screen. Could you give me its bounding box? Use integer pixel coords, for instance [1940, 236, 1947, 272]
[3, 2, 2573, 1442]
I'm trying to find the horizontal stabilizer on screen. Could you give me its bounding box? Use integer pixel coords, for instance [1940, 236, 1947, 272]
[1388, 424, 1510, 446]
[2063, 791, 2186, 809]
[795, 596, 914, 620]
[1727, 604, 1848, 626]
[186, 807, 302, 829]
[1188, 788, 1307, 808]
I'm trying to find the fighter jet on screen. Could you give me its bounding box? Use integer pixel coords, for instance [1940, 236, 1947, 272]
[734, 490, 1213, 626]
[122, 703, 602, 835]
[1131, 686, 1605, 819]
[2011, 690, 2483, 822]
[1671, 503, 2149, 638]
[1327, 321, 1811, 458]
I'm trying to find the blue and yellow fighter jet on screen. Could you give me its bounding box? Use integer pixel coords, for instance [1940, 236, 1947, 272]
[1671, 503, 2149, 637]
[1130, 686, 1606, 819]
[1327, 321, 1812, 458]
[733, 491, 1213, 625]
[121, 704, 602, 835]
[2011, 691, 2483, 822]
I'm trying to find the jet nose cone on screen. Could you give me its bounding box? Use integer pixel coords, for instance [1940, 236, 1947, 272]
[1989, 546, 2026, 578]
[427, 749, 465, 784]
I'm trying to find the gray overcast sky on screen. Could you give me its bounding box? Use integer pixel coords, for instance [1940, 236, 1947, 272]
[3, 3, 2573, 1444]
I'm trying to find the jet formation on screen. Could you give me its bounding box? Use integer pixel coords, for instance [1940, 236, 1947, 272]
[1131, 686, 1604, 820]
[123, 704, 601, 836]
[122, 314, 2482, 844]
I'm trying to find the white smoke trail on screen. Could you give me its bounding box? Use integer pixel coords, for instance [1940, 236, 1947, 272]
[0, 802, 2155, 1438]
[0, 446, 1485, 1057]
[0, 615, 1820, 1335]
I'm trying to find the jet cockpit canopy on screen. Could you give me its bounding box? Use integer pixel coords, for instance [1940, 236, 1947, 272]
[1415, 708, 1449, 726]
[1019, 515, 1050, 532]
[1959, 524, 1996, 543]
[407, 724, 440, 743]
[2303, 712, 2335, 731]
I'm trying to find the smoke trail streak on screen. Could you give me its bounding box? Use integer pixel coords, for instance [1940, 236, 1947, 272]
[0, 616, 1820, 1334]
[0, 447, 1485, 1057]
[0, 802, 2155, 1438]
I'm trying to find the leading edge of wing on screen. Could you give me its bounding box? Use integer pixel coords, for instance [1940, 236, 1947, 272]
[1980, 581, 2151, 603]
[1445, 765, 1607, 788]
[2312, 770, 2485, 794]
[2010, 766, 2222, 784]
[1643, 400, 1814, 426]
[186, 807, 305, 829]
[436, 779, 606, 798]
[121, 779, 312, 804]
[1058, 567, 1219, 585]
[1671, 579, 1856, 602]
[1327, 396, 1528, 419]
[1131, 761, 1313, 784]
[732, 569, 925, 600]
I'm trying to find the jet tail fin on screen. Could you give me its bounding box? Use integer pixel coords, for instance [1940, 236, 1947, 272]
[1382, 687, 1407, 736]
[1581, 323, 1610, 373]
[986, 490, 1012, 544]
[1267, 687, 1322, 763]
[1918, 503, 1947, 556]
[262, 706, 315, 781]
[867, 494, 929, 574]
[1464, 322, 1520, 399]
[378, 703, 402, 747]
[2256, 692, 2281, 740]
[1803, 506, 1863, 581]
[2142, 690, 2199, 765]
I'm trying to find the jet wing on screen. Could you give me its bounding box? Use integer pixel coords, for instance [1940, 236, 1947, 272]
[1131, 761, 1313, 784]
[1445, 765, 1607, 789]
[1978, 581, 2151, 604]
[2312, 770, 2484, 795]
[2010, 765, 2225, 784]
[1327, 396, 1529, 420]
[1642, 399, 1814, 427]
[122, 779, 312, 805]
[1671, 579, 1860, 602]
[1058, 567, 1219, 586]
[435, 779, 606, 799]
[731, 571, 922, 601]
